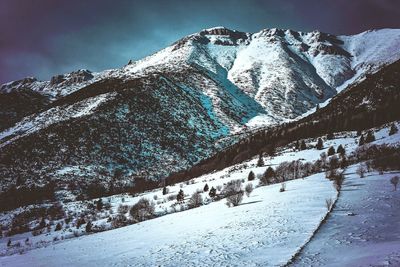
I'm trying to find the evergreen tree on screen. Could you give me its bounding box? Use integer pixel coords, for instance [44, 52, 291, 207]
[96, 199, 103, 211]
[268, 145, 276, 157]
[162, 186, 168, 195]
[337, 144, 345, 155]
[85, 220, 92, 233]
[340, 155, 348, 169]
[365, 131, 376, 143]
[209, 187, 216, 198]
[203, 183, 209, 192]
[294, 140, 300, 150]
[327, 146, 335, 156]
[39, 217, 46, 229]
[55, 223, 62, 231]
[7, 239, 11, 247]
[316, 138, 323, 150]
[261, 167, 275, 185]
[389, 123, 398, 136]
[248, 171, 255, 181]
[359, 134, 365, 146]
[257, 153, 265, 167]
[300, 140, 307, 150]
[177, 189, 184, 202]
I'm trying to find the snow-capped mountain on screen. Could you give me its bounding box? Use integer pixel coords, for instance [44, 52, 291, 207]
[0, 27, 399, 197]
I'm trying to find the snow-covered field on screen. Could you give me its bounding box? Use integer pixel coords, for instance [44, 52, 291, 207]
[1, 173, 337, 267]
[293, 167, 400, 266]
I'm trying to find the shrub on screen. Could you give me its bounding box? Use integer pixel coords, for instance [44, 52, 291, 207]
[153, 195, 158, 200]
[337, 145, 345, 155]
[162, 187, 169, 195]
[209, 187, 216, 198]
[257, 153, 265, 167]
[76, 217, 86, 228]
[390, 176, 399, 191]
[359, 134, 365, 146]
[261, 167, 275, 185]
[167, 194, 177, 201]
[96, 199, 103, 211]
[325, 198, 334, 210]
[279, 183, 286, 192]
[389, 123, 398, 136]
[85, 220, 92, 233]
[129, 198, 155, 222]
[111, 214, 128, 228]
[117, 204, 129, 215]
[203, 183, 209, 192]
[316, 138, 323, 150]
[365, 131, 375, 143]
[188, 191, 203, 208]
[245, 183, 253, 197]
[55, 223, 62, 231]
[224, 180, 244, 207]
[356, 164, 366, 178]
[327, 132, 334, 140]
[248, 171, 255, 181]
[176, 189, 184, 203]
[328, 155, 339, 170]
[300, 140, 307, 150]
[327, 146, 335, 156]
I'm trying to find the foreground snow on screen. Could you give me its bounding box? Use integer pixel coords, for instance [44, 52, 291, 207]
[2, 174, 336, 266]
[293, 167, 400, 266]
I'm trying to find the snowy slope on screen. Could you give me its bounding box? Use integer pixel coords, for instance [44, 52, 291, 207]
[1, 173, 337, 267]
[293, 167, 400, 266]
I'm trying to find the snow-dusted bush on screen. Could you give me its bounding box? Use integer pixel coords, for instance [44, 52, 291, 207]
[130, 198, 155, 222]
[111, 214, 128, 228]
[176, 189, 185, 203]
[325, 198, 334, 210]
[356, 164, 366, 178]
[390, 176, 399, 191]
[257, 153, 264, 167]
[261, 167, 275, 185]
[224, 180, 244, 207]
[167, 194, 177, 201]
[245, 183, 253, 197]
[327, 146, 335, 156]
[117, 204, 129, 215]
[279, 183, 286, 192]
[248, 171, 255, 181]
[188, 191, 203, 208]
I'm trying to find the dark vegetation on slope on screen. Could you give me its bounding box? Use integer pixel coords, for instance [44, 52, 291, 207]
[0, 90, 49, 131]
[165, 59, 400, 185]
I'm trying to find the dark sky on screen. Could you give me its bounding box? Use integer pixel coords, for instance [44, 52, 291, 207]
[1, 0, 399, 84]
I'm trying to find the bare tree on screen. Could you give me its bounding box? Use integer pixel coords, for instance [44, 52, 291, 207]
[130, 198, 155, 222]
[279, 182, 286, 192]
[325, 198, 334, 211]
[356, 164, 366, 178]
[224, 179, 244, 207]
[390, 176, 399, 191]
[245, 183, 254, 197]
[188, 191, 203, 208]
